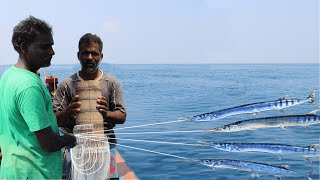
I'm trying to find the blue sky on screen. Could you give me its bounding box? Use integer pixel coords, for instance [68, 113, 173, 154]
[0, 0, 318, 64]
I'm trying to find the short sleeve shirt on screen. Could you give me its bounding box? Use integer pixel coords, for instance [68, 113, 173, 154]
[52, 70, 126, 142]
[0, 66, 61, 179]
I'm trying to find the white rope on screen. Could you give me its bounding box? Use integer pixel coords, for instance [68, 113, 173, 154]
[111, 142, 190, 161]
[109, 130, 206, 135]
[70, 124, 110, 180]
[79, 129, 205, 136]
[112, 138, 202, 146]
[82, 119, 188, 135]
[77, 135, 190, 161]
[113, 119, 187, 131]
[74, 135, 202, 147]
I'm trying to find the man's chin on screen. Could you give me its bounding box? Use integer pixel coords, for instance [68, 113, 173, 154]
[83, 68, 98, 74]
[42, 62, 51, 68]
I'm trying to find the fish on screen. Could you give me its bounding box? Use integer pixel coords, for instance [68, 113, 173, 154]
[206, 111, 320, 133]
[198, 141, 320, 155]
[187, 91, 316, 121]
[197, 159, 297, 178]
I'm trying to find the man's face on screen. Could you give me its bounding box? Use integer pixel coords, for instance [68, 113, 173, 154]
[78, 42, 103, 74]
[25, 33, 55, 68]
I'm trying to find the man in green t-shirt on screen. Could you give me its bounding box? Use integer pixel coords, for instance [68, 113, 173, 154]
[0, 16, 77, 179]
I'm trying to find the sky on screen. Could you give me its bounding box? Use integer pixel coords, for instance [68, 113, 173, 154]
[0, 0, 318, 64]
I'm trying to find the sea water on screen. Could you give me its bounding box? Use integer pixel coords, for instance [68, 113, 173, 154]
[1, 63, 319, 180]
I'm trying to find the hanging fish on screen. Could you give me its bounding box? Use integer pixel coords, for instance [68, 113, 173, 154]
[206, 110, 320, 133]
[198, 142, 320, 155]
[197, 159, 298, 179]
[185, 91, 316, 121]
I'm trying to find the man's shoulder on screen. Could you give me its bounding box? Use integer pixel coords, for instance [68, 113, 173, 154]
[101, 71, 121, 84]
[59, 73, 79, 85]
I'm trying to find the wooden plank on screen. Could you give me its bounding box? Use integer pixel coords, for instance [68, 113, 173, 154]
[116, 151, 138, 180]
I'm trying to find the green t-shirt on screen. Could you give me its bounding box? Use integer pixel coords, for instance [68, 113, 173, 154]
[0, 66, 61, 179]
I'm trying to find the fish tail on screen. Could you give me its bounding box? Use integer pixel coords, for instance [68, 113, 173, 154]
[307, 170, 313, 180]
[309, 144, 320, 148]
[303, 156, 313, 164]
[307, 90, 316, 103]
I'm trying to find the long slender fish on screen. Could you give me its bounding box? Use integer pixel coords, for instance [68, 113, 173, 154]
[207, 111, 320, 133]
[197, 159, 296, 176]
[188, 91, 316, 121]
[198, 141, 320, 155]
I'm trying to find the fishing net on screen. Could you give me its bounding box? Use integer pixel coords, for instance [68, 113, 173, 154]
[70, 124, 110, 180]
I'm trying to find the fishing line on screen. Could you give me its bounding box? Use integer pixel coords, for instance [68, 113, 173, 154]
[74, 135, 203, 147]
[76, 135, 190, 161]
[112, 130, 206, 135]
[112, 119, 187, 131]
[77, 129, 206, 136]
[71, 148, 98, 172]
[71, 124, 110, 179]
[112, 142, 190, 160]
[81, 119, 188, 135]
[113, 138, 202, 146]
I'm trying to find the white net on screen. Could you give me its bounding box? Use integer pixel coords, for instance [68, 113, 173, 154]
[70, 124, 110, 180]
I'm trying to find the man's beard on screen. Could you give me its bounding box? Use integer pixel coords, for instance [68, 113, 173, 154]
[82, 62, 98, 74]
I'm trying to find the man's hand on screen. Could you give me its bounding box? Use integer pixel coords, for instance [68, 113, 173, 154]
[64, 95, 81, 118]
[63, 133, 77, 148]
[96, 96, 108, 119]
[65, 95, 81, 119]
[55, 95, 81, 127]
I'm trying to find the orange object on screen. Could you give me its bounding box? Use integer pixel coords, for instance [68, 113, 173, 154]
[116, 150, 138, 179]
[45, 76, 58, 84]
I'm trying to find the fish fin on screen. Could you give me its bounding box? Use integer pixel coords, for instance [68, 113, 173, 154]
[253, 112, 258, 116]
[280, 95, 288, 100]
[275, 176, 282, 180]
[307, 110, 319, 115]
[280, 126, 287, 130]
[279, 165, 289, 170]
[251, 173, 259, 179]
[280, 108, 286, 113]
[303, 156, 313, 164]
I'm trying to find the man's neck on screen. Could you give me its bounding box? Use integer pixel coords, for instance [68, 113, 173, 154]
[78, 69, 102, 80]
[15, 58, 38, 73]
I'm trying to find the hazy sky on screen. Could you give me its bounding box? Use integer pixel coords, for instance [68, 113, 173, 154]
[0, 0, 318, 64]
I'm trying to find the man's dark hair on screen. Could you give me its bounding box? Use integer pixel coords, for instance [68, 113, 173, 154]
[12, 16, 53, 53]
[78, 33, 103, 52]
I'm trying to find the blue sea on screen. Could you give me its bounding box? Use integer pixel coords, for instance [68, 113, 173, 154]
[1, 64, 319, 180]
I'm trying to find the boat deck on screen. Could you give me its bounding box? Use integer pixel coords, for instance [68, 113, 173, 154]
[116, 150, 138, 180]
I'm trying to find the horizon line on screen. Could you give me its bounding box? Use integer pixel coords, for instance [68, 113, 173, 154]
[0, 62, 319, 66]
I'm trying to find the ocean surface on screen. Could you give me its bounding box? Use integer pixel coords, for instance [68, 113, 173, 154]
[1, 64, 319, 180]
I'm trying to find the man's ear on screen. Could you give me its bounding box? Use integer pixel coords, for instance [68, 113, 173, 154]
[77, 52, 80, 60]
[101, 53, 103, 59]
[20, 42, 27, 54]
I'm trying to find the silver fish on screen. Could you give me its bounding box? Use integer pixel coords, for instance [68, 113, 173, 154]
[197, 159, 296, 176]
[207, 111, 320, 133]
[198, 141, 320, 155]
[188, 91, 316, 121]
